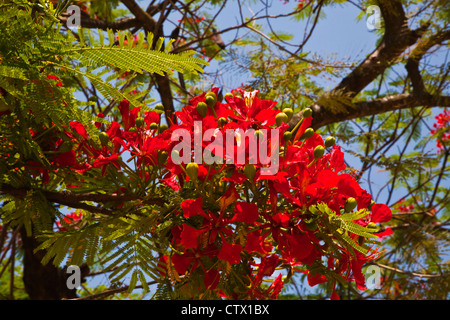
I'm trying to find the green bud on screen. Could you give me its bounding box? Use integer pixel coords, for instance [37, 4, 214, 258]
[150, 122, 158, 130]
[324, 136, 336, 148]
[154, 103, 165, 114]
[196, 102, 208, 117]
[368, 200, 376, 211]
[313, 145, 325, 159]
[186, 162, 199, 182]
[302, 108, 312, 118]
[367, 222, 378, 230]
[282, 108, 294, 122]
[283, 131, 292, 141]
[224, 92, 233, 99]
[243, 164, 256, 181]
[245, 166, 257, 181]
[275, 112, 289, 126]
[157, 150, 168, 165]
[158, 124, 168, 133]
[300, 127, 314, 140]
[218, 117, 227, 126]
[135, 117, 145, 128]
[254, 129, 264, 139]
[205, 95, 216, 108]
[98, 132, 109, 146]
[344, 197, 358, 212]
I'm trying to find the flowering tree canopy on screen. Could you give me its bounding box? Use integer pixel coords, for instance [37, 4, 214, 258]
[0, 0, 448, 300]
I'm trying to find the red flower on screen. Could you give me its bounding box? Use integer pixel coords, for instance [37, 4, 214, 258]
[371, 203, 392, 223]
[231, 201, 258, 224]
[181, 198, 204, 218]
[218, 240, 242, 265]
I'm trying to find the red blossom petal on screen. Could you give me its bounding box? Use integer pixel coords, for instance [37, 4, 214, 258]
[231, 201, 258, 224]
[180, 224, 204, 249]
[181, 198, 204, 218]
[218, 240, 242, 265]
[371, 203, 392, 223]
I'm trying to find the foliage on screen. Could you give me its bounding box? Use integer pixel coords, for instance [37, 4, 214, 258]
[0, 0, 449, 300]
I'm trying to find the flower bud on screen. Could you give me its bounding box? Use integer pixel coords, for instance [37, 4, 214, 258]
[275, 112, 289, 126]
[324, 136, 336, 148]
[283, 131, 292, 141]
[154, 103, 165, 114]
[367, 222, 378, 230]
[157, 150, 168, 165]
[302, 108, 312, 118]
[196, 102, 208, 117]
[205, 92, 217, 107]
[300, 127, 314, 140]
[158, 124, 168, 133]
[150, 122, 158, 130]
[243, 164, 256, 181]
[218, 117, 227, 126]
[254, 129, 264, 139]
[224, 92, 233, 99]
[282, 108, 294, 122]
[186, 162, 199, 182]
[98, 132, 109, 146]
[135, 117, 145, 128]
[344, 197, 357, 212]
[313, 145, 325, 159]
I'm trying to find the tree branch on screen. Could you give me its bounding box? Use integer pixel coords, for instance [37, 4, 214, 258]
[0, 184, 164, 215]
[304, 93, 450, 130]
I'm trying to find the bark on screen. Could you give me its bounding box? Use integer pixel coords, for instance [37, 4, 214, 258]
[19, 225, 78, 300]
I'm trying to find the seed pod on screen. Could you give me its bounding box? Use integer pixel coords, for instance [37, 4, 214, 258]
[196, 102, 208, 117]
[99, 132, 109, 146]
[135, 117, 145, 128]
[282, 108, 294, 122]
[302, 108, 312, 118]
[283, 131, 292, 141]
[324, 136, 336, 148]
[186, 162, 199, 182]
[275, 112, 288, 126]
[344, 197, 357, 212]
[150, 122, 158, 130]
[300, 127, 314, 140]
[154, 103, 165, 114]
[243, 164, 256, 181]
[313, 145, 325, 159]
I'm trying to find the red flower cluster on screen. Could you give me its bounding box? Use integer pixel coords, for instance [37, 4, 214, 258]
[152, 88, 392, 299]
[430, 109, 449, 152]
[13, 83, 393, 299]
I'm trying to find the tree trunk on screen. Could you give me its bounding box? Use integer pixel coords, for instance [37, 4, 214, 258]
[20, 226, 78, 300]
